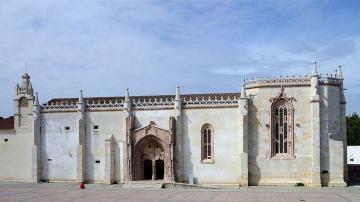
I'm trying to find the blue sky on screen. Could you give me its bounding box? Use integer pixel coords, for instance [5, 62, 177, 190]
[0, 0, 359, 116]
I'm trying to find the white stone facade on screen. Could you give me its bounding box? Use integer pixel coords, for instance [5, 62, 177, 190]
[0, 64, 347, 186]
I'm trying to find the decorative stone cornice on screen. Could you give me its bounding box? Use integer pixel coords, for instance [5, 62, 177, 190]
[318, 74, 343, 86]
[243, 74, 342, 89]
[182, 93, 239, 108]
[244, 76, 311, 89]
[41, 93, 240, 112]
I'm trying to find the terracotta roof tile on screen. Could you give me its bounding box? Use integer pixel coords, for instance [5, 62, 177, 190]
[0, 116, 14, 130]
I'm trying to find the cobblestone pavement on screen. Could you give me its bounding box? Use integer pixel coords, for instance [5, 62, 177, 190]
[0, 182, 359, 202]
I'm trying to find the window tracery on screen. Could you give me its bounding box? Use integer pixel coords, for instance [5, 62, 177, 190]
[270, 88, 294, 159]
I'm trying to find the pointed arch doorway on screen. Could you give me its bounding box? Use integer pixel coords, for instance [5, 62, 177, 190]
[135, 135, 165, 180]
[126, 120, 175, 182]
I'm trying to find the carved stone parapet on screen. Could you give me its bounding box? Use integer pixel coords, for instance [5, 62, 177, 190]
[244, 76, 311, 89]
[42, 93, 241, 112]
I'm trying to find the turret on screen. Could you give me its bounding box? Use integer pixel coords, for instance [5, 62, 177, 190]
[337, 65, 343, 80]
[14, 72, 35, 129]
[17, 73, 33, 96]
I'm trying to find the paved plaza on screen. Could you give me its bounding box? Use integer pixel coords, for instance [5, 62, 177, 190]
[0, 182, 359, 202]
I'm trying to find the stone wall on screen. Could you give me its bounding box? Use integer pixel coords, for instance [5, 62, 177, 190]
[247, 86, 313, 185]
[182, 108, 242, 185]
[0, 129, 33, 181]
[41, 112, 78, 181]
[85, 111, 124, 183]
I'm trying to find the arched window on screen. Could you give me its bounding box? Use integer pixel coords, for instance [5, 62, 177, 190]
[270, 89, 294, 159]
[19, 97, 28, 107]
[201, 124, 214, 163]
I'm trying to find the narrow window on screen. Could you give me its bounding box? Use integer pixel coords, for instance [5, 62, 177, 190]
[94, 125, 99, 130]
[201, 124, 214, 163]
[65, 126, 70, 131]
[271, 95, 294, 159]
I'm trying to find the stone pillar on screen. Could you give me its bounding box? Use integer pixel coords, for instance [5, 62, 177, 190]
[32, 92, 41, 182]
[340, 80, 348, 183]
[124, 116, 134, 181]
[76, 90, 86, 182]
[310, 62, 321, 187]
[173, 86, 183, 182]
[105, 135, 115, 184]
[168, 117, 176, 182]
[339, 66, 348, 184]
[239, 84, 249, 187]
[152, 160, 156, 180]
[124, 88, 133, 181]
[328, 67, 347, 187]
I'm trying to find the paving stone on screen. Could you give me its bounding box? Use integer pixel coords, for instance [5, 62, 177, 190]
[0, 182, 359, 202]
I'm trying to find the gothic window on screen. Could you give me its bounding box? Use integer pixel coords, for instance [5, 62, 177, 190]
[19, 97, 28, 107]
[201, 124, 214, 163]
[270, 89, 294, 159]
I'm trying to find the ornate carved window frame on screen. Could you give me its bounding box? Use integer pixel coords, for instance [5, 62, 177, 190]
[201, 123, 215, 164]
[269, 87, 295, 160]
[19, 97, 28, 108]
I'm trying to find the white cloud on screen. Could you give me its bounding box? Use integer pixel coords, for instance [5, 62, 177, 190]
[0, 1, 359, 116]
[210, 67, 259, 75]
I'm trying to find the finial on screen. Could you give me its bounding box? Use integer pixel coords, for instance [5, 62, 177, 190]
[79, 90, 84, 103]
[125, 88, 130, 101]
[35, 92, 39, 105]
[338, 65, 343, 79]
[312, 61, 318, 76]
[241, 83, 246, 98]
[175, 85, 180, 100]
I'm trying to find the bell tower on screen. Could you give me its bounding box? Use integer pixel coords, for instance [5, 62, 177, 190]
[14, 73, 35, 130]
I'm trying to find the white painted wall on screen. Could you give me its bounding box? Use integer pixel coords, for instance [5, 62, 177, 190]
[347, 146, 360, 165]
[0, 84, 346, 186]
[85, 111, 124, 183]
[182, 108, 242, 184]
[133, 110, 173, 129]
[0, 130, 33, 181]
[41, 112, 78, 181]
[247, 86, 313, 185]
[320, 84, 346, 185]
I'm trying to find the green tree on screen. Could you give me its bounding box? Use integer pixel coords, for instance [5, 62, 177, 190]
[347, 113, 360, 145]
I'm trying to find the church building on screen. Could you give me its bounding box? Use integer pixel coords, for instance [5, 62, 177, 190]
[0, 63, 348, 187]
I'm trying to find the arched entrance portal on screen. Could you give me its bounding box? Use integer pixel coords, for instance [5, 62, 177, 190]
[126, 120, 175, 182]
[134, 136, 165, 180]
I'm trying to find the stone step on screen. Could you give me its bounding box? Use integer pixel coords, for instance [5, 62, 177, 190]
[122, 180, 164, 189]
